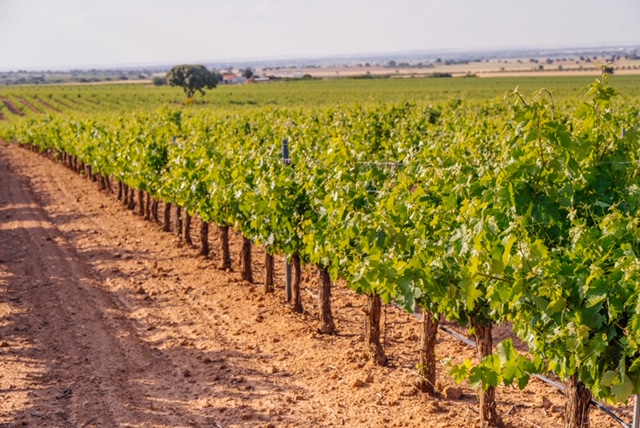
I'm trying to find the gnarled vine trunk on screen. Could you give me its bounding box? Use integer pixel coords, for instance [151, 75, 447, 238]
[364, 294, 387, 366]
[144, 192, 151, 220]
[418, 310, 439, 395]
[163, 202, 172, 232]
[472, 319, 504, 428]
[219, 225, 231, 270]
[264, 252, 274, 293]
[151, 199, 159, 222]
[138, 189, 145, 216]
[127, 188, 136, 211]
[199, 221, 209, 257]
[564, 375, 591, 428]
[123, 184, 129, 206]
[292, 253, 303, 313]
[175, 206, 182, 237]
[117, 181, 123, 201]
[317, 267, 335, 334]
[183, 212, 192, 245]
[240, 237, 253, 283]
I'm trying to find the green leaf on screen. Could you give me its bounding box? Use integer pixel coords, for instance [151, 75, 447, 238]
[450, 360, 472, 384]
[611, 375, 634, 402]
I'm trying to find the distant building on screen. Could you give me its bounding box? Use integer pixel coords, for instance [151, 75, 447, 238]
[221, 73, 247, 85]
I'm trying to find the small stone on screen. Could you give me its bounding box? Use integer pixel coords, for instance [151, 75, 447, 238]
[444, 386, 463, 400]
[182, 369, 192, 378]
[136, 286, 146, 295]
[352, 379, 365, 388]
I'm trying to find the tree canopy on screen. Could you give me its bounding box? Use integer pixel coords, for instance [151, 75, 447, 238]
[166, 65, 217, 98]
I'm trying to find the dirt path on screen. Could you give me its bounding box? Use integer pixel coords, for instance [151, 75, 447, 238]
[0, 98, 24, 117]
[0, 142, 634, 428]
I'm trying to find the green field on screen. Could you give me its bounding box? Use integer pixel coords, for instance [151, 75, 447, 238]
[1, 74, 640, 120]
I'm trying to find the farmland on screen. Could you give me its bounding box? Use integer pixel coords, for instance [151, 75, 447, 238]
[1, 74, 640, 427]
[1, 74, 640, 118]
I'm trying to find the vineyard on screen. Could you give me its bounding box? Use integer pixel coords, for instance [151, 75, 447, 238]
[1, 74, 640, 427]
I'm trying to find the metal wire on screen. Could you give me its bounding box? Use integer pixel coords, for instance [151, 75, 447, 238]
[404, 307, 631, 428]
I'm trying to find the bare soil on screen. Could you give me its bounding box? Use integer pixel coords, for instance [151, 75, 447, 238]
[0, 142, 634, 428]
[32, 98, 61, 113]
[16, 99, 42, 114]
[0, 99, 24, 117]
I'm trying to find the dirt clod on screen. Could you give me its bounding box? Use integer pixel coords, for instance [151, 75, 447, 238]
[444, 386, 464, 400]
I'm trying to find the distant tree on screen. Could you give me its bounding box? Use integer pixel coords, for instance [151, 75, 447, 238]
[387, 60, 397, 68]
[166, 64, 217, 98]
[241, 68, 254, 79]
[152, 76, 167, 86]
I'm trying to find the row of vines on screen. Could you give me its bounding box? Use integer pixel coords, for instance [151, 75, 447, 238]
[2, 76, 640, 427]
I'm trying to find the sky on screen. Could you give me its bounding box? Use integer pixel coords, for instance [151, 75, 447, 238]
[1, 0, 639, 71]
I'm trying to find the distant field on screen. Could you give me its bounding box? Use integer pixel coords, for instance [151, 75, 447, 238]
[1, 74, 639, 120]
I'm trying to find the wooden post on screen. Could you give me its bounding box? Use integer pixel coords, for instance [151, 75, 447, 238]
[282, 138, 292, 301]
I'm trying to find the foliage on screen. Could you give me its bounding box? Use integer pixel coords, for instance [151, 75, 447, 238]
[152, 76, 167, 86]
[166, 64, 217, 98]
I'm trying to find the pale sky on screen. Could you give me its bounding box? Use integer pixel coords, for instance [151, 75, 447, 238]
[1, 0, 639, 71]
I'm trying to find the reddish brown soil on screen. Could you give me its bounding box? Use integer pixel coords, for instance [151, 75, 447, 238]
[17, 98, 43, 114]
[32, 98, 61, 113]
[0, 142, 635, 428]
[0, 98, 24, 117]
[52, 99, 75, 110]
